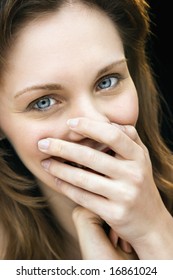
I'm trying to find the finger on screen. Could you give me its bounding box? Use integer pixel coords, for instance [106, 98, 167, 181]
[67, 118, 144, 159]
[72, 206, 126, 260]
[109, 229, 134, 254]
[38, 135, 143, 180]
[41, 158, 129, 199]
[52, 177, 134, 231]
[109, 228, 119, 247]
[56, 178, 109, 213]
[38, 137, 134, 178]
[51, 177, 117, 223]
[119, 239, 133, 253]
[111, 123, 145, 148]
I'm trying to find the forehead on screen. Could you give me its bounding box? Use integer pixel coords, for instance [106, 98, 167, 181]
[3, 3, 125, 90]
[7, 3, 123, 59]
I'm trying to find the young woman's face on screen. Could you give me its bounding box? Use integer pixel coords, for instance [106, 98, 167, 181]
[0, 4, 138, 189]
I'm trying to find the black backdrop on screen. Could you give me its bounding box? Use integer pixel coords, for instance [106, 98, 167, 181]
[148, 1, 173, 150]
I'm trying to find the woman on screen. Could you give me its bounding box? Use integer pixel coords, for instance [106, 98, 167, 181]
[0, 0, 173, 259]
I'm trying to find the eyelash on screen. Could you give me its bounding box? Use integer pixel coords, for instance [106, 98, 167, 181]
[27, 95, 61, 112]
[27, 74, 123, 112]
[96, 74, 122, 91]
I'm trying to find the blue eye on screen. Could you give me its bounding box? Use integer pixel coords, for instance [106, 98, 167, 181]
[98, 76, 118, 90]
[33, 97, 56, 110]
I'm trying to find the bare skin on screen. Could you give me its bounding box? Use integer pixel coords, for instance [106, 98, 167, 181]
[1, 3, 173, 259]
[72, 206, 138, 259]
[38, 118, 173, 259]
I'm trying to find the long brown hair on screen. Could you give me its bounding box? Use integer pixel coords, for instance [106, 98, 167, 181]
[0, 146, 66, 259]
[0, 0, 173, 259]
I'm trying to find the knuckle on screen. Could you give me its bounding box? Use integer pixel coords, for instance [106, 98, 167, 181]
[144, 147, 150, 159]
[75, 190, 89, 206]
[86, 148, 98, 164]
[53, 141, 64, 155]
[82, 119, 91, 132]
[127, 126, 137, 141]
[58, 182, 71, 197]
[138, 146, 146, 161]
[131, 168, 145, 186]
[75, 170, 89, 187]
[108, 206, 127, 226]
[122, 184, 135, 205]
[121, 187, 138, 209]
[108, 130, 121, 146]
[123, 187, 139, 205]
[72, 206, 85, 223]
[72, 207, 102, 229]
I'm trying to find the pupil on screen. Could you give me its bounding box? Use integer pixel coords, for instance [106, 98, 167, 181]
[100, 79, 111, 89]
[38, 98, 50, 108]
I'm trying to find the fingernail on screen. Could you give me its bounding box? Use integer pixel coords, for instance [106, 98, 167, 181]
[123, 242, 133, 253]
[38, 139, 50, 150]
[67, 118, 79, 128]
[41, 159, 51, 170]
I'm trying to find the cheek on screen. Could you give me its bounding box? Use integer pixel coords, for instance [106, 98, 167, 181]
[3, 125, 44, 164]
[1, 118, 67, 162]
[107, 92, 139, 126]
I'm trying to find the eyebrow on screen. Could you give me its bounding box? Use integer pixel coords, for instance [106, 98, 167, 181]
[96, 58, 127, 78]
[15, 58, 127, 98]
[15, 83, 63, 98]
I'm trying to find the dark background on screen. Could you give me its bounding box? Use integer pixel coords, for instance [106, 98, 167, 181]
[148, 1, 173, 150]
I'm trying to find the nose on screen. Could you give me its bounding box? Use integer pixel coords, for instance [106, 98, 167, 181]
[67, 96, 109, 141]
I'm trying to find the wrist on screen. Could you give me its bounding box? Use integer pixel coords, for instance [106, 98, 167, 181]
[132, 210, 173, 259]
